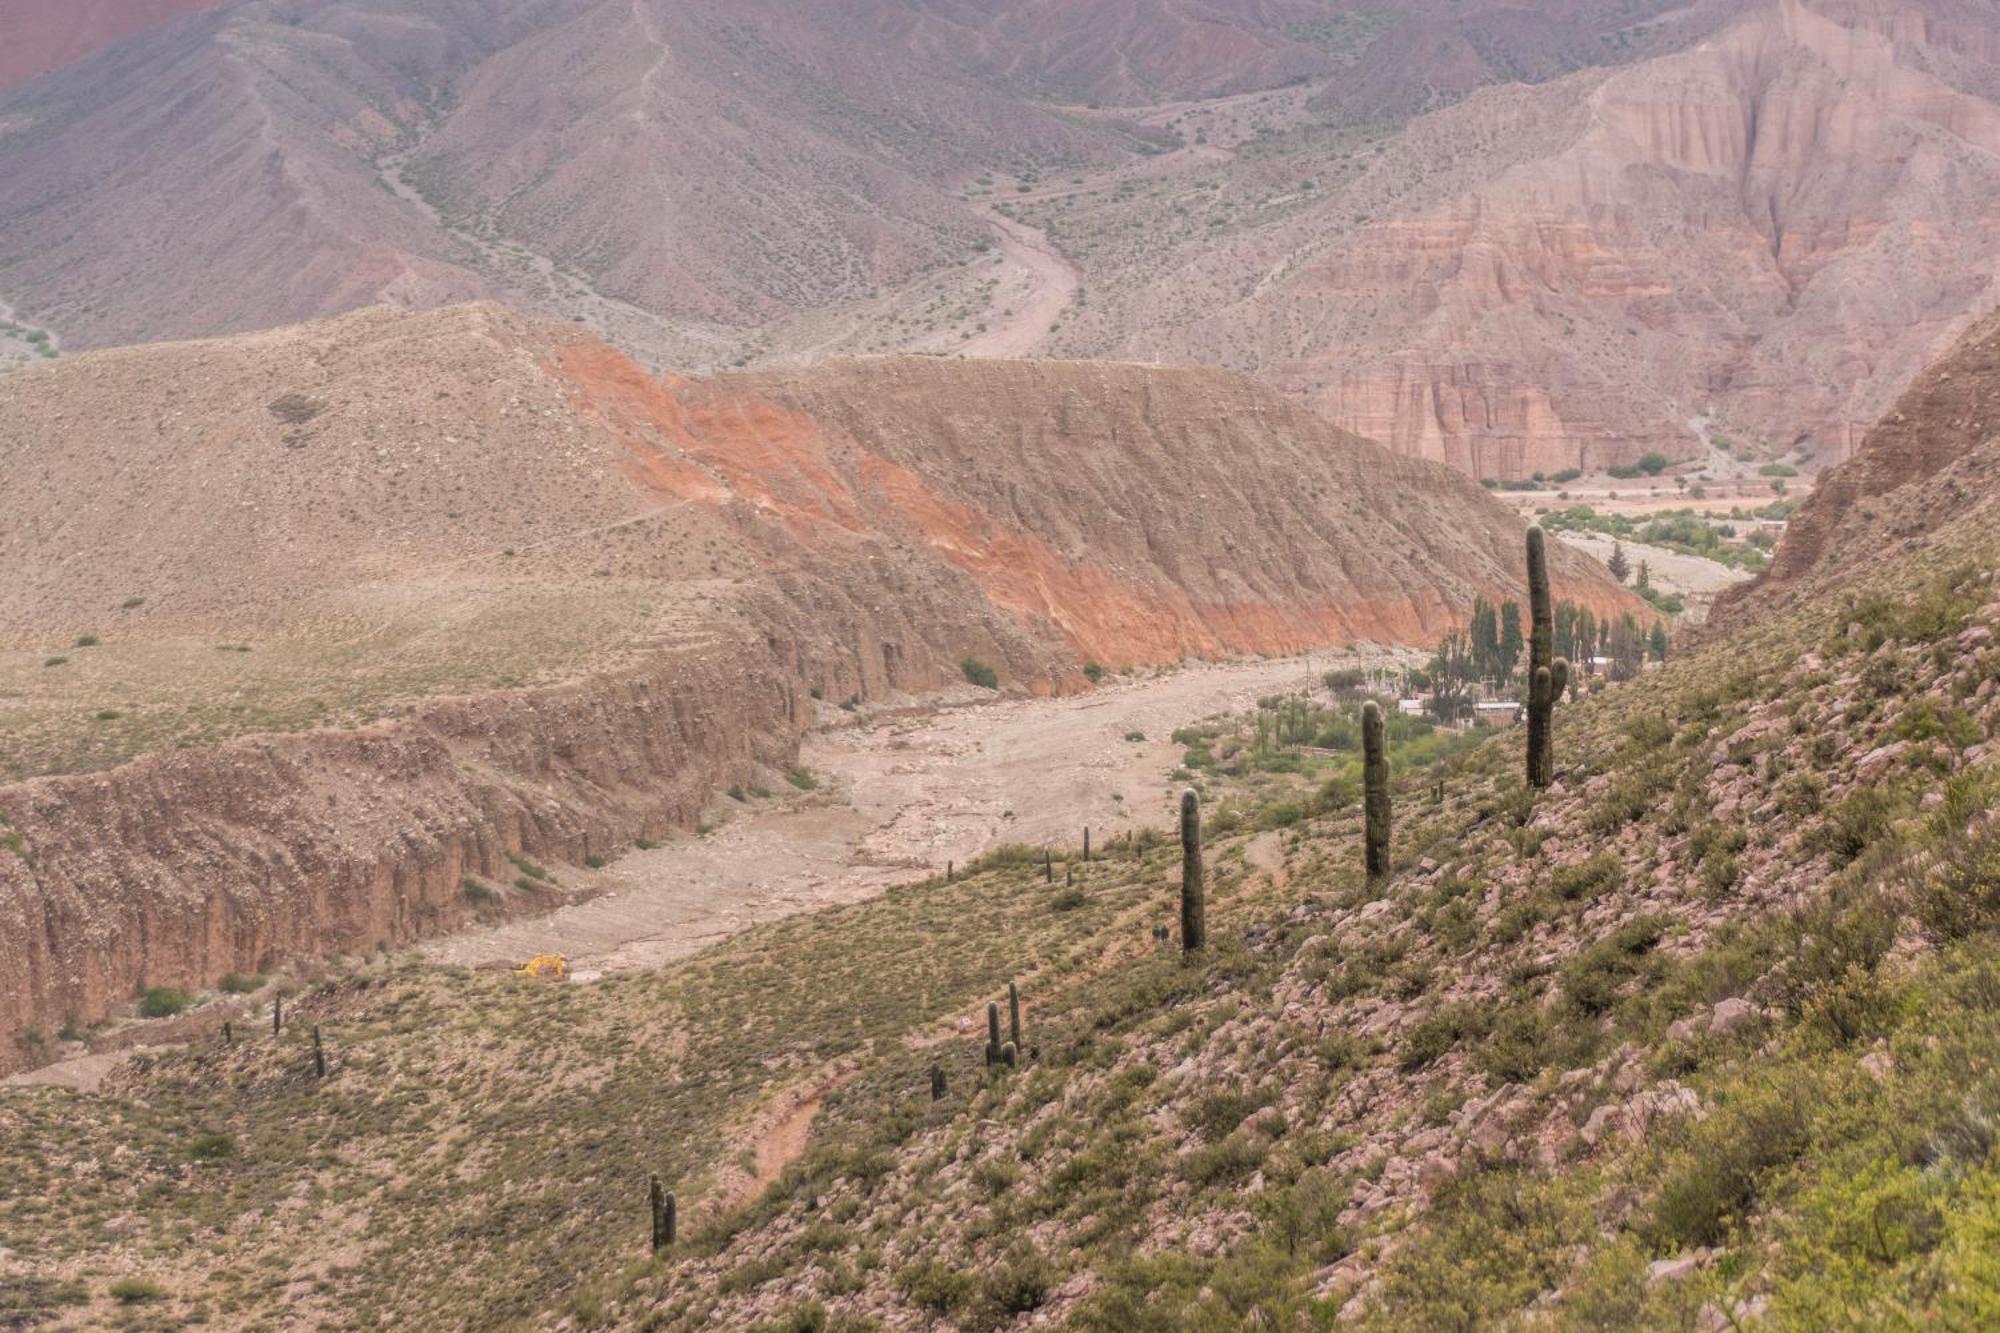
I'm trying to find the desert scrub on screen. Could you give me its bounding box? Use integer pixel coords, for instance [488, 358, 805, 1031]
[960, 656, 999, 689]
[138, 986, 196, 1018]
[1549, 852, 1623, 902]
[108, 1278, 167, 1303]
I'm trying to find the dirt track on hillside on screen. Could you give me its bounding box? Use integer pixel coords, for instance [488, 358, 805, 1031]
[425, 653, 1393, 976]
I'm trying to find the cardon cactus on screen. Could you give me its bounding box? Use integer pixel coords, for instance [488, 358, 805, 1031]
[1362, 700, 1391, 880]
[1007, 981, 1022, 1050]
[987, 1002, 1001, 1065]
[649, 1175, 676, 1251]
[1526, 526, 1559, 787]
[1180, 788, 1205, 953]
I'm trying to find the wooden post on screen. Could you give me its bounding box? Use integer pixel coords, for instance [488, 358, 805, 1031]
[1043, 849, 1053, 883]
[946, 860, 953, 882]
[1083, 827, 1091, 861]
[272, 995, 282, 1036]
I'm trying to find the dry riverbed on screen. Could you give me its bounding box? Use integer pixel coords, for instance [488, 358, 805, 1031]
[426, 652, 1400, 977]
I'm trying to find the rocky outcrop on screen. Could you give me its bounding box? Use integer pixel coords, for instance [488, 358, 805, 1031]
[1712, 307, 2000, 628]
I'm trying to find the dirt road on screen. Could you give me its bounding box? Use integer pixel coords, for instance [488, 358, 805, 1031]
[425, 652, 1389, 976]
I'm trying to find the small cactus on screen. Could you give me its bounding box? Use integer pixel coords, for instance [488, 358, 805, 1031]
[1180, 788, 1205, 954]
[1007, 981, 1022, 1050]
[930, 1062, 947, 1101]
[1043, 849, 1053, 883]
[1362, 700, 1390, 880]
[272, 994, 282, 1036]
[1083, 827, 1091, 861]
[312, 1025, 326, 1079]
[999, 1040, 1018, 1068]
[987, 1002, 1001, 1065]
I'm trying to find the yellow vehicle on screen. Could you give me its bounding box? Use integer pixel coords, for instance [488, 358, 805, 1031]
[513, 954, 568, 980]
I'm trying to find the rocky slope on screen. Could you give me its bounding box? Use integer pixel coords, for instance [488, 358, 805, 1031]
[1714, 306, 2000, 629]
[4, 421, 1991, 1328]
[0, 302, 1629, 1074]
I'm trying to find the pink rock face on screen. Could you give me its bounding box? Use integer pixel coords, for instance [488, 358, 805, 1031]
[1257, 0, 2000, 477]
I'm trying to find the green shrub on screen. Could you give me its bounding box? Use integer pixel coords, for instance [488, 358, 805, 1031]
[1083, 661, 1107, 683]
[1648, 1084, 1811, 1249]
[961, 656, 999, 689]
[217, 973, 263, 994]
[894, 1260, 975, 1314]
[108, 1279, 167, 1304]
[976, 1251, 1052, 1320]
[1918, 824, 2000, 942]
[138, 987, 195, 1018]
[1051, 887, 1087, 911]
[1550, 853, 1623, 902]
[1561, 917, 1666, 1014]
[786, 766, 819, 791]
[1812, 788, 1900, 866]
[187, 1132, 236, 1161]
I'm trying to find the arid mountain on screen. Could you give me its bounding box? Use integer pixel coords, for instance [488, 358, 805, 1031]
[1712, 305, 2000, 628]
[0, 302, 1631, 1071]
[6, 0, 1992, 479]
[0, 0, 222, 92]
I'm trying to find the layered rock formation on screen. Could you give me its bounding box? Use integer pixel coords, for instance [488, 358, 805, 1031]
[0, 303, 1631, 1072]
[1059, 0, 2000, 476]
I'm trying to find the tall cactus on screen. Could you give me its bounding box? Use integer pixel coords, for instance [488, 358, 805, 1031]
[1526, 525, 1556, 788]
[987, 1002, 1002, 1066]
[649, 1175, 676, 1251]
[1362, 700, 1391, 880]
[1180, 788, 1206, 954]
[1007, 980, 1022, 1050]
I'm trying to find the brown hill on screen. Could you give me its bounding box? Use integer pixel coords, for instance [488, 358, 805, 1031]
[1712, 306, 2000, 629]
[0, 303, 1632, 1071]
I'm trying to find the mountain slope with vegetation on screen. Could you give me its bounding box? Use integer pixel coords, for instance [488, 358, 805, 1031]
[4, 457, 1994, 1327]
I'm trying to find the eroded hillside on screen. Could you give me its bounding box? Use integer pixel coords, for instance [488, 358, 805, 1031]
[0, 302, 1628, 1076]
